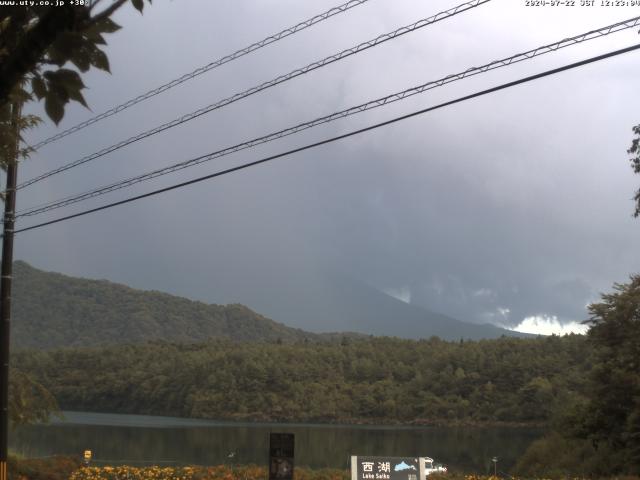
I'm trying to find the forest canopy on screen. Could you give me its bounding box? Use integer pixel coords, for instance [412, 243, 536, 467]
[14, 334, 590, 426]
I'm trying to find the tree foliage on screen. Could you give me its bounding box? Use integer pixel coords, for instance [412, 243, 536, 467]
[581, 275, 640, 472]
[516, 276, 640, 476]
[8, 368, 60, 428]
[14, 334, 591, 426]
[0, 88, 40, 172]
[629, 125, 640, 217]
[0, 0, 151, 121]
[0, 0, 152, 176]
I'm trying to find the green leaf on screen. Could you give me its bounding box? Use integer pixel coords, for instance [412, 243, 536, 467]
[93, 17, 121, 34]
[44, 94, 65, 125]
[46, 44, 67, 67]
[50, 32, 79, 59]
[52, 69, 86, 90]
[67, 88, 89, 109]
[31, 76, 46, 100]
[46, 69, 88, 109]
[84, 30, 106, 45]
[90, 48, 110, 73]
[69, 46, 91, 72]
[132, 0, 144, 12]
[48, 83, 70, 104]
[18, 114, 42, 131]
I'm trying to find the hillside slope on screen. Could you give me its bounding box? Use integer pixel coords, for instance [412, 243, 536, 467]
[11, 261, 321, 348]
[10, 261, 525, 348]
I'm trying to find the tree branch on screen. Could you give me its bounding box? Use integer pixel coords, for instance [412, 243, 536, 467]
[85, 0, 128, 27]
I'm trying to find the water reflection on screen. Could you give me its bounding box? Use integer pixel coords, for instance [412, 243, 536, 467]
[10, 412, 542, 473]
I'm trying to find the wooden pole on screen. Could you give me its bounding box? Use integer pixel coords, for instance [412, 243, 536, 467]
[0, 100, 21, 480]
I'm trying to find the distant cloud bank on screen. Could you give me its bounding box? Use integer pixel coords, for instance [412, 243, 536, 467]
[507, 314, 589, 336]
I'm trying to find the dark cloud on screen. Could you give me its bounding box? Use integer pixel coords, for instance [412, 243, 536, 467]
[11, 0, 640, 333]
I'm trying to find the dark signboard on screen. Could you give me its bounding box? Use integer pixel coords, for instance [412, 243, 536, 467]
[269, 433, 294, 480]
[350, 456, 425, 480]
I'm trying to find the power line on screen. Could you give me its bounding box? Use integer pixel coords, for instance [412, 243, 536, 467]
[13, 43, 640, 236]
[30, 0, 373, 150]
[15, 0, 490, 191]
[15, 15, 640, 219]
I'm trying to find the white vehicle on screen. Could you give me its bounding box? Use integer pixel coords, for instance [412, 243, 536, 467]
[424, 457, 447, 476]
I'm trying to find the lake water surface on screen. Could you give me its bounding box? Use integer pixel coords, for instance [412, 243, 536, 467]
[10, 411, 543, 474]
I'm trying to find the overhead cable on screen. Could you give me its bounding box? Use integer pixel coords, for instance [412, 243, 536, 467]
[16, 0, 490, 191]
[15, 15, 640, 219]
[30, 0, 373, 150]
[13, 42, 640, 235]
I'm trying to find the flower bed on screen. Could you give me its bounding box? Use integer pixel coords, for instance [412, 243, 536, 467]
[69, 465, 348, 480]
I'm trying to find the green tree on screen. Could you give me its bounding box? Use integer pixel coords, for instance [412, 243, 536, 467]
[629, 125, 640, 217]
[580, 275, 640, 472]
[0, 0, 151, 434]
[0, 0, 151, 121]
[1, 0, 153, 176]
[516, 277, 640, 476]
[8, 369, 59, 427]
[0, 86, 40, 174]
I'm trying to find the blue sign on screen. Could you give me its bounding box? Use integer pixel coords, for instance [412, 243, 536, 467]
[350, 456, 427, 480]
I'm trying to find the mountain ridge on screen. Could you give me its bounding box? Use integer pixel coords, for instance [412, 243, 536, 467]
[10, 260, 525, 348]
[11, 260, 325, 348]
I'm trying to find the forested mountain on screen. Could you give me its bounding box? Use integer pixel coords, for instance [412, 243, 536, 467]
[11, 261, 325, 348]
[14, 335, 590, 425]
[10, 261, 524, 348]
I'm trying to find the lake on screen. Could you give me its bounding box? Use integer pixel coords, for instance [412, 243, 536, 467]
[10, 411, 543, 474]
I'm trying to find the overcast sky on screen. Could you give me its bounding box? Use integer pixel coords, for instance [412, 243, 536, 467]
[12, 0, 640, 335]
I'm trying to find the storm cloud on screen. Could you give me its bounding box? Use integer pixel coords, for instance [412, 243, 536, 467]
[12, 0, 640, 333]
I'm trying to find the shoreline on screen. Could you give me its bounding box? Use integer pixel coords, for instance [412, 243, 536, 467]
[47, 410, 547, 429]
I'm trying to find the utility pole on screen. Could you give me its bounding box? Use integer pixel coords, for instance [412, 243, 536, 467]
[0, 100, 21, 480]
